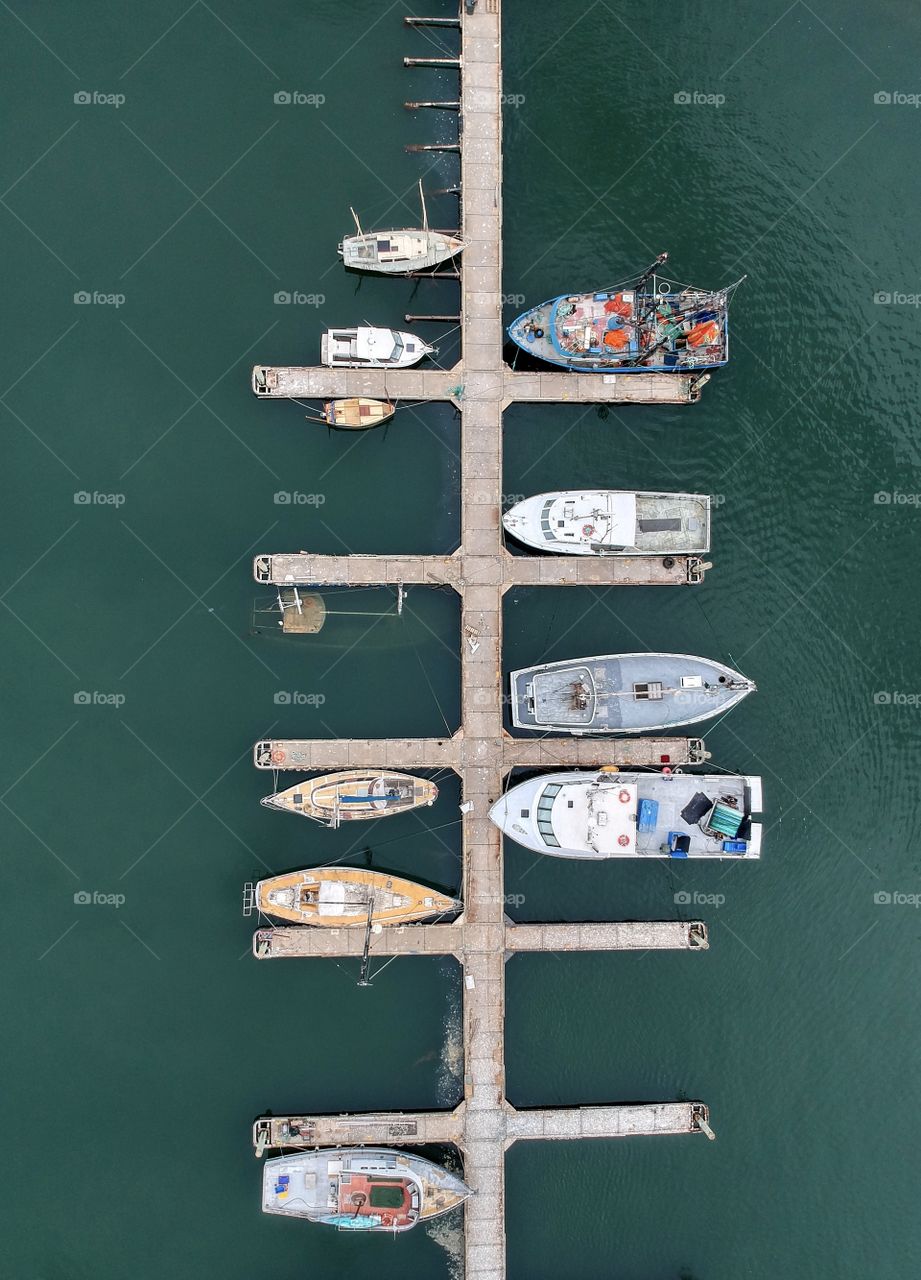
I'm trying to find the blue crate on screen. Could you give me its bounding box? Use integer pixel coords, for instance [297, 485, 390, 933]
[637, 798, 659, 833]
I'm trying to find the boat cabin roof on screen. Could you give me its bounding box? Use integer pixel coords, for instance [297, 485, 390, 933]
[544, 493, 636, 546]
[348, 232, 430, 264]
[537, 780, 637, 853]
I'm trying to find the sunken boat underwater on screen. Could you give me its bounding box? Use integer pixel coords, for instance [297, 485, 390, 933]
[250, 866, 460, 928]
[321, 326, 434, 369]
[339, 181, 464, 275]
[490, 770, 763, 860]
[261, 769, 438, 827]
[503, 490, 710, 556]
[508, 253, 744, 372]
[510, 652, 755, 734]
[263, 1147, 471, 1232]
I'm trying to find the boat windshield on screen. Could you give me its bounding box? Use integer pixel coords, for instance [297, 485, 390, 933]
[391, 335, 404, 359]
[536, 783, 562, 847]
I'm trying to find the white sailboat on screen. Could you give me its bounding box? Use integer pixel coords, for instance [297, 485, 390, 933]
[339, 181, 465, 274]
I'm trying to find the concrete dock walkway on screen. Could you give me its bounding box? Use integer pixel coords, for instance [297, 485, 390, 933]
[253, 1100, 710, 1155]
[251, 919, 708, 959]
[252, 733, 708, 771]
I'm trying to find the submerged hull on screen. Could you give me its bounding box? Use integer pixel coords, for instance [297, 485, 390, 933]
[323, 398, 395, 429]
[263, 1146, 471, 1231]
[254, 866, 460, 927]
[490, 770, 763, 859]
[510, 652, 755, 734]
[261, 769, 438, 826]
[503, 491, 710, 556]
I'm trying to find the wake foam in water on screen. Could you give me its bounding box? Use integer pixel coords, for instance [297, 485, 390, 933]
[425, 1213, 464, 1280]
[437, 968, 464, 1105]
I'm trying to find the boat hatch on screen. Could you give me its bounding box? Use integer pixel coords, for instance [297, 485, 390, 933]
[634, 682, 664, 700]
[703, 802, 743, 839]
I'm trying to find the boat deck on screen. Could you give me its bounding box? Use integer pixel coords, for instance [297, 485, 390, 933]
[511, 654, 747, 733]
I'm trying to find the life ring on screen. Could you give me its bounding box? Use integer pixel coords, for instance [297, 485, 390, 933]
[618, 833, 631, 847]
[582, 523, 595, 537]
[271, 749, 286, 765]
[618, 788, 631, 804]
[661, 766, 672, 776]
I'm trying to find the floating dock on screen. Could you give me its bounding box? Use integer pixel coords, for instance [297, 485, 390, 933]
[254, 551, 708, 587]
[252, 364, 705, 404]
[253, 1100, 711, 1156]
[252, 920, 709, 959]
[252, 734, 708, 770]
[253, 4, 716, 1274]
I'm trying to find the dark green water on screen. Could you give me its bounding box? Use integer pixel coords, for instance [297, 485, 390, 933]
[2, 1, 920, 1277]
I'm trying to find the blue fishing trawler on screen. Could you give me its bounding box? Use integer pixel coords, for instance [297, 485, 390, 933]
[508, 253, 744, 373]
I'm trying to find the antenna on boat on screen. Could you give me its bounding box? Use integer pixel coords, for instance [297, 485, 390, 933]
[350, 207, 363, 235]
[357, 899, 375, 986]
[636, 251, 668, 291]
[419, 178, 428, 231]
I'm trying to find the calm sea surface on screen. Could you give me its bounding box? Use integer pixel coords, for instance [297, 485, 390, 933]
[2, 1, 920, 1277]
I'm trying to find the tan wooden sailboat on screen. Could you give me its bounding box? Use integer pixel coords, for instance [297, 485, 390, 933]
[322, 398, 396, 429]
[261, 769, 438, 827]
[253, 866, 460, 927]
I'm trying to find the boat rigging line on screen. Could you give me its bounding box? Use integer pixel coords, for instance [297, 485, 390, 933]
[411, 641, 454, 737]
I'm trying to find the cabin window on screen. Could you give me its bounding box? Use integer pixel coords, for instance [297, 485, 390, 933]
[535, 783, 562, 847]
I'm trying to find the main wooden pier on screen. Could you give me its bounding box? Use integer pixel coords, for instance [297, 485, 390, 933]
[251, 4, 714, 1274]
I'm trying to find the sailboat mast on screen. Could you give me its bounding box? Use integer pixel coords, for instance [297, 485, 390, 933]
[357, 899, 374, 986]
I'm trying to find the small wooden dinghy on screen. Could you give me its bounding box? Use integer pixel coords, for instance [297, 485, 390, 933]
[253, 866, 460, 927]
[261, 768, 438, 827]
[323, 398, 396, 429]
